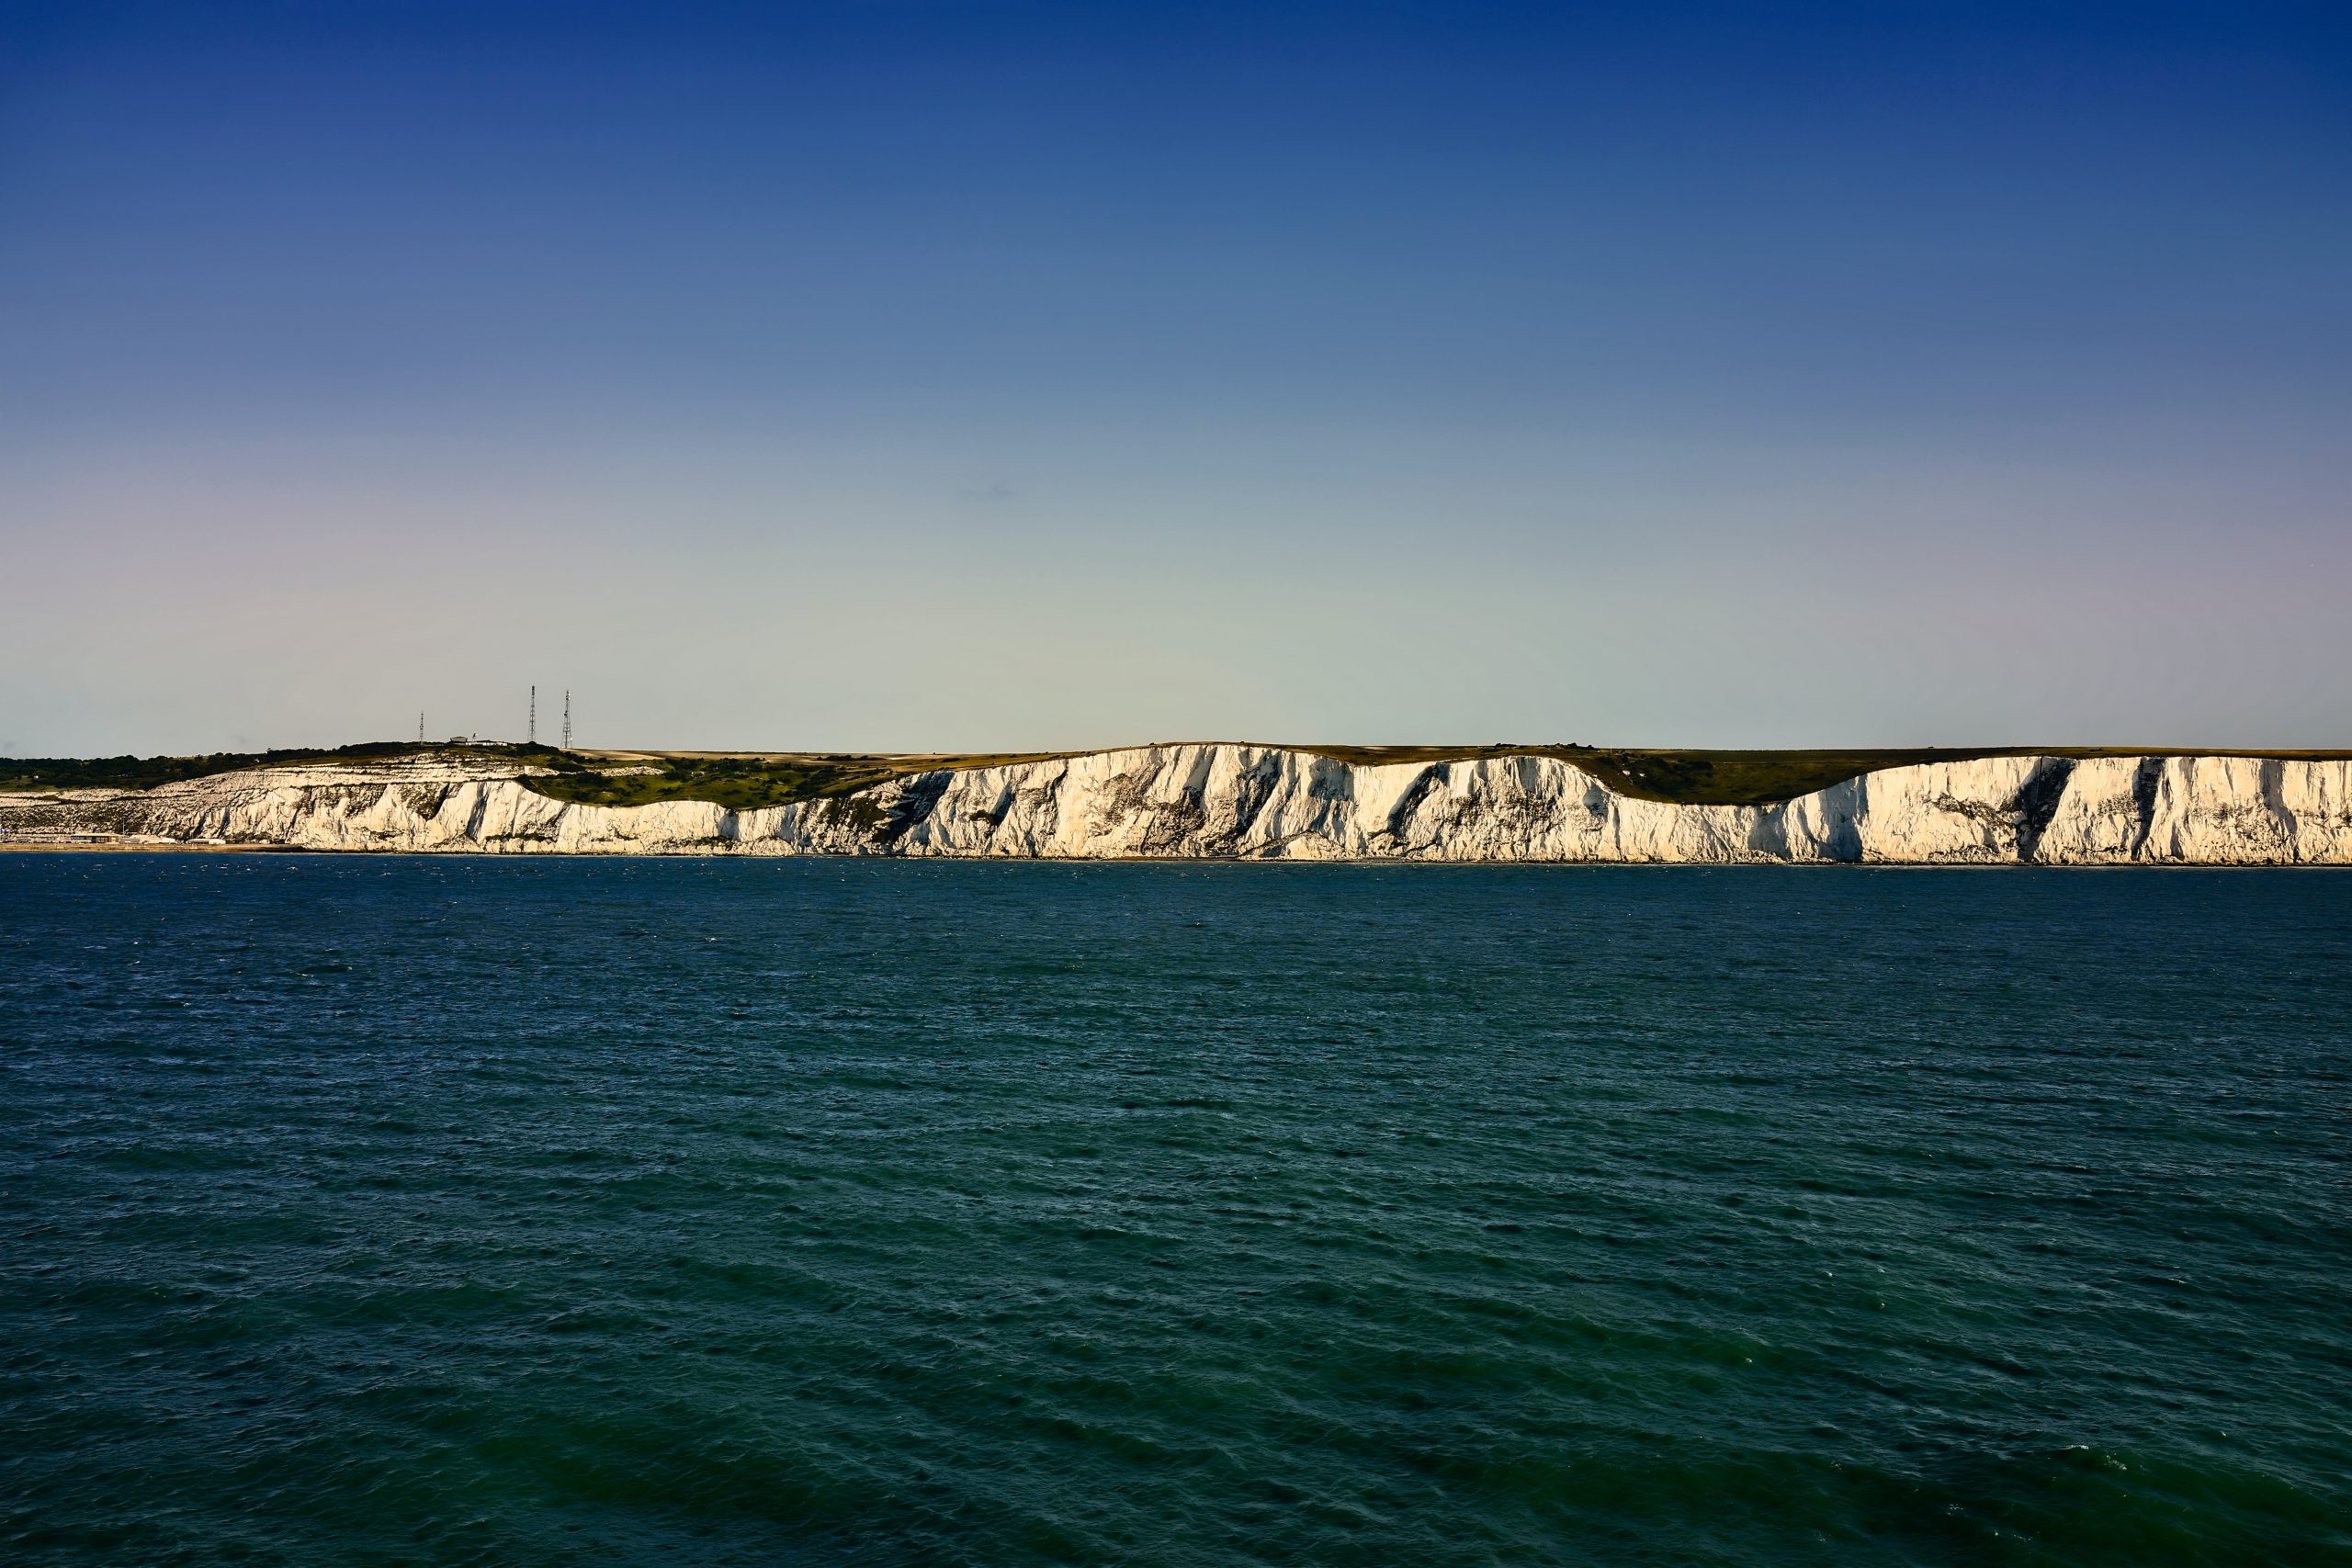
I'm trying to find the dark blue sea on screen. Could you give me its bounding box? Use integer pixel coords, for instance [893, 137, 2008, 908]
[3, 854, 2347, 1565]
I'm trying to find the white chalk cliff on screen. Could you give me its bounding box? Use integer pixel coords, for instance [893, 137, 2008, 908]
[6, 746, 2350, 863]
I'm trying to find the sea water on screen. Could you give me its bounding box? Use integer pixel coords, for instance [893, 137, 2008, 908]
[3, 855, 2346, 1564]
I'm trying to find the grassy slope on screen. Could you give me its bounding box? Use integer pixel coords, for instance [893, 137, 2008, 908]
[1306, 745, 2053, 807]
[1305, 745, 2352, 806]
[6, 742, 2347, 809]
[520, 750, 1080, 811]
[0, 741, 452, 794]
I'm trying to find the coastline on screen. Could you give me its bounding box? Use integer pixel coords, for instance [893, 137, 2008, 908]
[7, 743, 2350, 865]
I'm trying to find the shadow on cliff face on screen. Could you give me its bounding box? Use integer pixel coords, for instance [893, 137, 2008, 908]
[2013, 758, 2079, 863]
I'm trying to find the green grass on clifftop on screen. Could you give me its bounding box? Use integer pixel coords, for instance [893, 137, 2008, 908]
[522, 754, 901, 812]
[517, 750, 1082, 811]
[1304, 745, 2063, 807]
[0, 741, 444, 794]
[1304, 745, 2352, 806]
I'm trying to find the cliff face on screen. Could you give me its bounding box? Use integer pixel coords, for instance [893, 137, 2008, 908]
[6, 746, 2349, 863]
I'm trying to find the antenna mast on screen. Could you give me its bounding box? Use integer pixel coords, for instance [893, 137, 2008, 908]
[529, 685, 537, 746]
[562, 691, 572, 751]
[418, 711, 425, 744]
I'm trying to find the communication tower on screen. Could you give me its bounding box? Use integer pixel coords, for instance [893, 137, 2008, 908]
[562, 691, 572, 751]
[529, 686, 537, 746]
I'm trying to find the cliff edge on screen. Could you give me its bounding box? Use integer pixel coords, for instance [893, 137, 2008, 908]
[5, 745, 2348, 863]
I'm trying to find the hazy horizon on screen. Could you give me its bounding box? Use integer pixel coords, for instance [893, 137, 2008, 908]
[6, 1, 2349, 757]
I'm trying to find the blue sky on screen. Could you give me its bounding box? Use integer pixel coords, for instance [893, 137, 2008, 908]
[3, 1, 2347, 753]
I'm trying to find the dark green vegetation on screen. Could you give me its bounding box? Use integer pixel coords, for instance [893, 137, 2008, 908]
[0, 741, 466, 794]
[521, 752, 904, 812]
[0, 742, 1074, 811]
[1300, 744, 2352, 805]
[1302, 743, 2023, 806]
[1567, 747, 1997, 806]
[520, 750, 1079, 811]
[10, 740, 2349, 808]
[1306, 744, 2064, 806]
